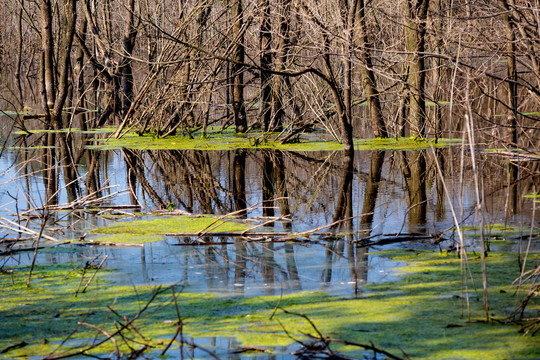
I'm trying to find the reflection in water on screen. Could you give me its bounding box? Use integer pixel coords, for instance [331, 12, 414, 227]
[233, 149, 247, 216]
[360, 150, 385, 231]
[407, 150, 427, 231]
[0, 130, 538, 299]
[332, 150, 354, 229]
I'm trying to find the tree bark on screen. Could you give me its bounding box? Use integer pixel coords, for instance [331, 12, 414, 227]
[231, 0, 248, 133]
[40, 0, 55, 111]
[355, 0, 388, 138]
[271, 0, 291, 132]
[119, 0, 138, 115]
[403, 0, 430, 137]
[259, 0, 273, 131]
[499, 0, 519, 147]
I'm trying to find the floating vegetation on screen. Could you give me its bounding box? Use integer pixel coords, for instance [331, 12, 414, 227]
[524, 192, 540, 203]
[1, 250, 538, 359]
[87, 215, 251, 244]
[87, 127, 460, 152]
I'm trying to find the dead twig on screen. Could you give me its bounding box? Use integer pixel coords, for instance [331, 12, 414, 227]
[44, 287, 166, 360]
[277, 307, 406, 360]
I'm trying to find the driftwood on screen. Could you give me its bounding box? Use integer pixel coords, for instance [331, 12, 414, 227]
[355, 233, 442, 247]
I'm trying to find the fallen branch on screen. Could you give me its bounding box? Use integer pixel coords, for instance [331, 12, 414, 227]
[355, 233, 442, 247]
[0, 341, 28, 354]
[0, 216, 61, 242]
[44, 287, 165, 360]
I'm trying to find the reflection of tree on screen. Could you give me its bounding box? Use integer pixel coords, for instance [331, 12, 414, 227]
[284, 243, 301, 291]
[401, 151, 427, 231]
[332, 150, 354, 230]
[233, 150, 247, 216]
[261, 242, 276, 295]
[84, 147, 103, 201]
[262, 152, 274, 217]
[122, 149, 165, 207]
[57, 133, 79, 203]
[348, 242, 368, 297]
[360, 150, 385, 231]
[261, 150, 291, 223]
[435, 148, 445, 220]
[42, 133, 57, 206]
[234, 241, 247, 296]
[507, 163, 519, 218]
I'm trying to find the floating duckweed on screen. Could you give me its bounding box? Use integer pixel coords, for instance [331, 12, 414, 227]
[88, 215, 250, 244]
[1, 251, 538, 359]
[87, 127, 460, 152]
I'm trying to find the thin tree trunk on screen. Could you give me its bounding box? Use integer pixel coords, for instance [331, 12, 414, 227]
[40, 0, 55, 111]
[271, 0, 291, 132]
[52, 0, 77, 129]
[356, 0, 388, 137]
[404, 0, 430, 137]
[231, 0, 247, 133]
[120, 0, 138, 115]
[499, 0, 519, 147]
[259, 0, 273, 131]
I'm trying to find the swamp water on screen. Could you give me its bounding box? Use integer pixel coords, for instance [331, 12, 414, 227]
[0, 127, 539, 359]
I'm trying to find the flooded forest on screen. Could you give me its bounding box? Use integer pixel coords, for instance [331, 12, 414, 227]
[0, 0, 539, 359]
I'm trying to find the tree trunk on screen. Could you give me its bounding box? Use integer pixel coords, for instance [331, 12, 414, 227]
[40, 0, 55, 111]
[403, 0, 429, 137]
[271, 0, 291, 132]
[499, 0, 519, 147]
[52, 0, 77, 129]
[120, 0, 138, 115]
[259, 0, 273, 131]
[355, 0, 388, 138]
[231, 0, 248, 133]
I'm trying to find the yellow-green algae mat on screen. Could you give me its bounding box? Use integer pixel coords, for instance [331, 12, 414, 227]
[1, 251, 538, 359]
[87, 127, 460, 152]
[87, 214, 251, 244]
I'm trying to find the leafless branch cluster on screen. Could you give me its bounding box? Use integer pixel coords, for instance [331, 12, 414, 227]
[0, 0, 538, 151]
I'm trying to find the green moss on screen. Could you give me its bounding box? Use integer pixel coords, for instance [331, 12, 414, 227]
[87, 127, 460, 152]
[87, 215, 250, 244]
[2, 251, 539, 359]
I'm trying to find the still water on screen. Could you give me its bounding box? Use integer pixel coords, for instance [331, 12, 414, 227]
[1, 127, 537, 299]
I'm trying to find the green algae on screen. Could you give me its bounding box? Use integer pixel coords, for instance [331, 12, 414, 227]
[88, 215, 250, 244]
[87, 127, 460, 152]
[524, 192, 540, 203]
[461, 223, 535, 243]
[1, 250, 539, 359]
